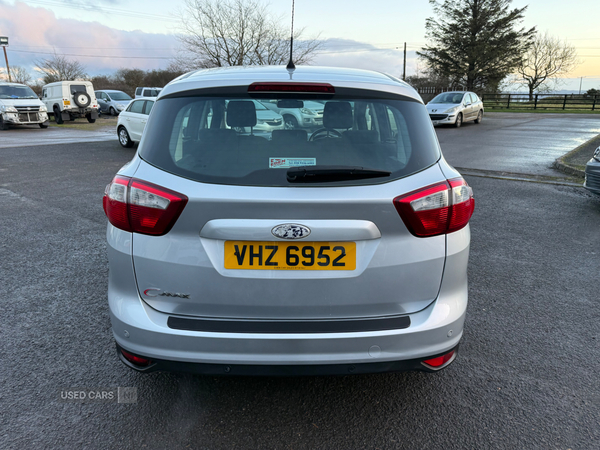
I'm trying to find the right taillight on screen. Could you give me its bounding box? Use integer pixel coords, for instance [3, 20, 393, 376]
[393, 178, 474, 237]
[103, 176, 188, 236]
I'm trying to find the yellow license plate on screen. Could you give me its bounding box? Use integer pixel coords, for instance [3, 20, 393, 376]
[224, 241, 356, 270]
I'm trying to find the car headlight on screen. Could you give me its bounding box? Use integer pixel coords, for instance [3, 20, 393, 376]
[39, 105, 48, 112]
[0, 105, 18, 113]
[117, 104, 125, 110]
[594, 147, 600, 162]
[300, 108, 316, 116]
[444, 106, 460, 114]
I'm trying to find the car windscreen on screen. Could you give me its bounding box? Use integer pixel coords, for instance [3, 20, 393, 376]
[139, 90, 440, 187]
[0, 85, 38, 99]
[108, 92, 132, 100]
[430, 93, 464, 104]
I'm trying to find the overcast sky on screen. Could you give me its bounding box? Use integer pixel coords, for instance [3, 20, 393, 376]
[1, 0, 599, 91]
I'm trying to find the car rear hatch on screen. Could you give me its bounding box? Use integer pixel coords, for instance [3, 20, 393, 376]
[120, 83, 453, 322]
[128, 162, 448, 320]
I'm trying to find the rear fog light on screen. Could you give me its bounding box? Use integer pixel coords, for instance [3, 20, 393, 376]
[121, 349, 152, 367]
[422, 349, 455, 369]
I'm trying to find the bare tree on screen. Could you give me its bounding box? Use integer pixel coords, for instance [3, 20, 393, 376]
[172, 0, 322, 71]
[516, 32, 579, 100]
[35, 53, 87, 84]
[1, 66, 33, 84]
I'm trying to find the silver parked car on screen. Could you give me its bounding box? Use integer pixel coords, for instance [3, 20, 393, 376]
[95, 90, 132, 116]
[262, 99, 325, 130]
[584, 147, 600, 195]
[103, 66, 474, 376]
[228, 100, 284, 136]
[426, 91, 484, 127]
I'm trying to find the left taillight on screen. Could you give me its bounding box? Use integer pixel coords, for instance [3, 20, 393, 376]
[103, 176, 188, 236]
[393, 177, 474, 237]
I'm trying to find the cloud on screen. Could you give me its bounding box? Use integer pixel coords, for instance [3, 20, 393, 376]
[313, 38, 419, 79]
[0, 1, 178, 78]
[0, 3, 422, 82]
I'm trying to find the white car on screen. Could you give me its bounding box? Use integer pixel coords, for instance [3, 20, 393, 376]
[426, 91, 484, 127]
[42, 80, 99, 124]
[134, 87, 162, 99]
[117, 98, 154, 147]
[0, 82, 49, 129]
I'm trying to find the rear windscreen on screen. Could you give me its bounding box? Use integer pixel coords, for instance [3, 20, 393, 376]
[139, 89, 441, 187]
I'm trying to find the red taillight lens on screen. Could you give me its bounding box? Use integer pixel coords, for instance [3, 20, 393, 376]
[102, 175, 131, 232]
[121, 349, 152, 367]
[422, 350, 455, 368]
[393, 178, 474, 237]
[103, 176, 188, 236]
[448, 178, 475, 233]
[248, 82, 335, 93]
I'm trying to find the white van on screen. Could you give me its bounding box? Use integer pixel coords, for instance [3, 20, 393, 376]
[42, 81, 99, 124]
[134, 87, 162, 98]
[0, 82, 49, 130]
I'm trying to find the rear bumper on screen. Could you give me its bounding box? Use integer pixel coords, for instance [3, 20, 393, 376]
[116, 342, 459, 376]
[584, 158, 600, 195]
[107, 220, 470, 375]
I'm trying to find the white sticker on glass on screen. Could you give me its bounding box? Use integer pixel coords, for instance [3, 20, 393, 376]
[269, 158, 316, 168]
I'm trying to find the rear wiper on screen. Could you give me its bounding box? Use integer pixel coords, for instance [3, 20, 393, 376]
[287, 165, 391, 183]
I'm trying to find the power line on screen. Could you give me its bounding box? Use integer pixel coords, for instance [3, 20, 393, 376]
[12, 45, 176, 50]
[10, 49, 173, 60]
[20, 0, 180, 23]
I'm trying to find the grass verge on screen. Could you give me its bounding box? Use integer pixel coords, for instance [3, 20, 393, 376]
[48, 115, 118, 131]
[483, 108, 600, 114]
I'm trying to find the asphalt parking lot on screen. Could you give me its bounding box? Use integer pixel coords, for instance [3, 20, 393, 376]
[1, 116, 600, 449]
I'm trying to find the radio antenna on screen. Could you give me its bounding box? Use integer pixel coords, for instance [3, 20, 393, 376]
[286, 0, 295, 70]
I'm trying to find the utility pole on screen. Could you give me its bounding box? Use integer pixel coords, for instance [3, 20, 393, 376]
[0, 36, 11, 82]
[579, 76, 583, 95]
[402, 42, 407, 81]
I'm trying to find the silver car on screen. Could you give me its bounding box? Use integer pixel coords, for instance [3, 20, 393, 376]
[95, 90, 132, 116]
[584, 147, 600, 195]
[103, 66, 474, 376]
[426, 91, 484, 127]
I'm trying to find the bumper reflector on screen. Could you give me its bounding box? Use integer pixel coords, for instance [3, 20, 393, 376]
[422, 349, 455, 368]
[121, 349, 152, 367]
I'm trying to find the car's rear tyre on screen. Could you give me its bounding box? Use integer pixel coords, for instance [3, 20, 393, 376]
[110, 107, 117, 116]
[118, 126, 134, 148]
[86, 114, 96, 124]
[53, 107, 64, 124]
[39, 123, 49, 129]
[284, 115, 298, 130]
[454, 113, 463, 128]
[0, 116, 9, 130]
[474, 110, 483, 124]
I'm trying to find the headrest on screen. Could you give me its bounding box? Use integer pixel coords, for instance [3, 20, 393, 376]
[271, 129, 308, 143]
[323, 102, 353, 129]
[227, 101, 257, 128]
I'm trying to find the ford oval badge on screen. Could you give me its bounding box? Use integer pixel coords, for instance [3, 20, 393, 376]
[271, 224, 311, 240]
